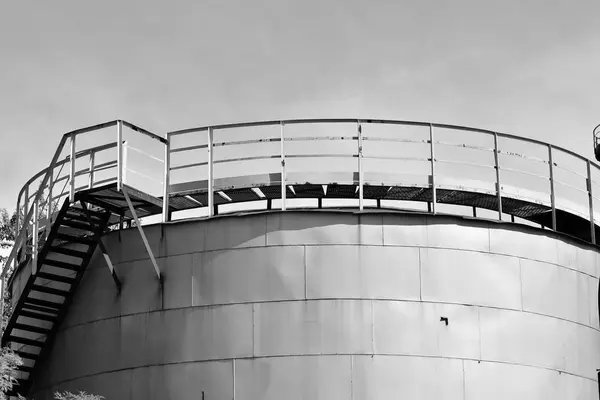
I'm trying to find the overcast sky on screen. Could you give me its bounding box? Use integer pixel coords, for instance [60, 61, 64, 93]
[0, 0, 599, 212]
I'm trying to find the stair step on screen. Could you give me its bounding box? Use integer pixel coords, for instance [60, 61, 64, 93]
[31, 284, 70, 297]
[37, 272, 76, 285]
[19, 365, 33, 373]
[64, 212, 101, 224]
[13, 323, 50, 335]
[6, 378, 28, 395]
[68, 206, 106, 218]
[25, 298, 64, 311]
[7, 336, 44, 347]
[49, 246, 88, 259]
[59, 219, 96, 231]
[15, 350, 38, 360]
[55, 232, 96, 245]
[22, 303, 61, 314]
[20, 310, 57, 323]
[42, 258, 81, 271]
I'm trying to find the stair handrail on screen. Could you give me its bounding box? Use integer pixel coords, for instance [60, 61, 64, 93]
[1, 120, 121, 280]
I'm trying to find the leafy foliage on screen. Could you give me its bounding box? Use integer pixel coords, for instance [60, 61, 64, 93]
[0, 210, 16, 243]
[54, 391, 104, 400]
[0, 348, 23, 399]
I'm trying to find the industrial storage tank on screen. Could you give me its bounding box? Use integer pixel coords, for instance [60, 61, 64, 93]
[2, 119, 599, 399]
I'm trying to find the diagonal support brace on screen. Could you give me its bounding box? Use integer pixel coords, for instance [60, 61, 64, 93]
[122, 186, 161, 280]
[97, 239, 121, 292]
[79, 201, 121, 291]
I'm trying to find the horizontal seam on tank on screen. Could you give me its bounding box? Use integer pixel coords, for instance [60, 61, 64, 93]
[32, 352, 598, 393]
[59, 298, 600, 334]
[105, 244, 600, 280]
[106, 209, 600, 252]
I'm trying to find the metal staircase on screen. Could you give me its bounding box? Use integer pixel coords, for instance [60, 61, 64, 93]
[2, 198, 112, 397]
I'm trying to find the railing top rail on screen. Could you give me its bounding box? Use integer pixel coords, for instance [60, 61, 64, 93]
[17, 142, 119, 200]
[167, 118, 596, 168]
[3, 119, 162, 279]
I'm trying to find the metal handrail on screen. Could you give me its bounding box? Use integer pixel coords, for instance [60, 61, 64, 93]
[8, 117, 600, 289]
[3, 119, 166, 280]
[169, 118, 599, 168]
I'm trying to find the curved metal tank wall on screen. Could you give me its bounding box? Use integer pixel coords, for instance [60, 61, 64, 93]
[27, 211, 600, 399]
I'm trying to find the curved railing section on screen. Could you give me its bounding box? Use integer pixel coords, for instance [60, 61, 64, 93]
[166, 119, 600, 242]
[5, 118, 600, 291]
[1, 120, 167, 293]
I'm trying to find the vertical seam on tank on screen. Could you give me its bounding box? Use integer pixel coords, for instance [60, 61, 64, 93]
[418, 248, 423, 302]
[371, 299, 375, 355]
[519, 258, 524, 312]
[252, 304, 256, 357]
[350, 355, 354, 400]
[380, 214, 384, 246]
[477, 307, 482, 361]
[191, 253, 195, 307]
[304, 245, 307, 300]
[462, 359, 466, 400]
[264, 214, 268, 246]
[232, 359, 236, 400]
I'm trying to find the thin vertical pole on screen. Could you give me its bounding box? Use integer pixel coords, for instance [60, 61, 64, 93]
[21, 186, 29, 264]
[207, 127, 214, 217]
[89, 151, 95, 189]
[69, 134, 76, 202]
[47, 167, 54, 241]
[123, 141, 128, 185]
[429, 124, 436, 214]
[493, 133, 502, 220]
[32, 200, 38, 275]
[548, 145, 557, 230]
[15, 195, 20, 246]
[163, 134, 171, 222]
[280, 122, 286, 211]
[117, 120, 123, 192]
[587, 160, 596, 244]
[358, 121, 364, 211]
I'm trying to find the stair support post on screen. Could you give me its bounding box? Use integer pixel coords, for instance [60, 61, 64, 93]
[69, 133, 76, 203]
[32, 200, 39, 275]
[358, 120, 364, 211]
[162, 134, 171, 222]
[548, 144, 557, 231]
[207, 127, 214, 217]
[429, 124, 437, 214]
[117, 120, 123, 192]
[280, 122, 286, 211]
[122, 186, 161, 280]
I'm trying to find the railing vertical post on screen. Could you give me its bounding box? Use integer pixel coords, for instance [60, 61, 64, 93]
[32, 200, 39, 275]
[123, 141, 128, 185]
[358, 121, 364, 211]
[117, 120, 123, 192]
[69, 133, 76, 203]
[163, 134, 171, 222]
[47, 167, 54, 240]
[548, 145, 557, 231]
[21, 186, 29, 264]
[15, 195, 20, 248]
[280, 122, 286, 211]
[207, 127, 214, 217]
[89, 151, 95, 189]
[429, 124, 436, 214]
[587, 160, 596, 244]
[493, 133, 502, 220]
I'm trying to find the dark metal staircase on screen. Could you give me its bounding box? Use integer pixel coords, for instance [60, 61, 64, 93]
[2, 198, 112, 398]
